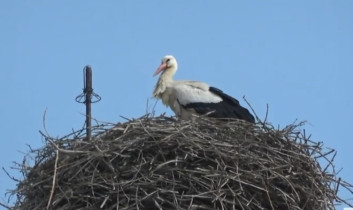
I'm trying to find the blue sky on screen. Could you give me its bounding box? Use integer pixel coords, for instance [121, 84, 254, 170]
[1, 1, 352, 207]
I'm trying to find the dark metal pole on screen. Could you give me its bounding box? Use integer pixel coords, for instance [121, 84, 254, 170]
[75, 65, 101, 141]
[84, 66, 93, 141]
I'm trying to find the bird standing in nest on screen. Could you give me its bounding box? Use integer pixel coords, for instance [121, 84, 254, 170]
[153, 55, 255, 123]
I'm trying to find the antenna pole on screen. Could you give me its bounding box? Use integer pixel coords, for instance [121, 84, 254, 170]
[75, 65, 101, 141]
[85, 66, 93, 141]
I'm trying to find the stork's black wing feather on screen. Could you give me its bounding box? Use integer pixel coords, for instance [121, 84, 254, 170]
[182, 86, 255, 123]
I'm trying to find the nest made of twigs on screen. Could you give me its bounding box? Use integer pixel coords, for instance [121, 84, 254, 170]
[8, 115, 353, 210]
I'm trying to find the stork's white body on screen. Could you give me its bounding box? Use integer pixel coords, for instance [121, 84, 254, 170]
[154, 80, 222, 119]
[152, 55, 255, 123]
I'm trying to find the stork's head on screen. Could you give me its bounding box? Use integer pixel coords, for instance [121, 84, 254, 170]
[153, 55, 178, 76]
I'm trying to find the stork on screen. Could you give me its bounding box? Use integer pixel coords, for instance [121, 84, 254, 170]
[153, 55, 255, 123]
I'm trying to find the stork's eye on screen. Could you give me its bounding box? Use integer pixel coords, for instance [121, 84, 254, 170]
[166, 58, 170, 62]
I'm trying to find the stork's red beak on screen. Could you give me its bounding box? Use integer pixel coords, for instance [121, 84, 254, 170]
[153, 63, 167, 76]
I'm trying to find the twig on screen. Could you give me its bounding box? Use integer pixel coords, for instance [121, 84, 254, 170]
[2, 167, 20, 182]
[47, 149, 59, 210]
[242, 96, 261, 123]
[0, 202, 12, 210]
[39, 130, 87, 154]
[264, 104, 269, 125]
[42, 108, 51, 138]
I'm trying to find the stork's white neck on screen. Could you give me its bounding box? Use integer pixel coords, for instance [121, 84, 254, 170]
[161, 66, 177, 82]
[153, 66, 177, 97]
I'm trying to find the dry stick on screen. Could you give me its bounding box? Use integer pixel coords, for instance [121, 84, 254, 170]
[47, 149, 59, 210]
[42, 108, 52, 138]
[148, 98, 159, 117]
[2, 166, 21, 182]
[242, 96, 261, 123]
[145, 98, 151, 116]
[100, 196, 110, 208]
[335, 178, 341, 196]
[264, 104, 269, 125]
[41, 109, 86, 154]
[0, 202, 11, 210]
[39, 131, 87, 154]
[322, 150, 337, 174]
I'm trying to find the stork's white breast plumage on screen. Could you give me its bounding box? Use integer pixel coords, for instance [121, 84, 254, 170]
[152, 55, 255, 123]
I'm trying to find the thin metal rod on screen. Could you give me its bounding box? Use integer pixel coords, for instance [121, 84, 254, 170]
[84, 66, 93, 141]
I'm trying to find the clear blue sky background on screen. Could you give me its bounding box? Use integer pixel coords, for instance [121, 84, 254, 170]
[1, 1, 352, 207]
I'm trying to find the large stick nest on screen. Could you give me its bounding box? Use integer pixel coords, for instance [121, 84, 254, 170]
[8, 115, 353, 209]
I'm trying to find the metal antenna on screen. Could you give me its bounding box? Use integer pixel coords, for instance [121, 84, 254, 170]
[75, 66, 101, 141]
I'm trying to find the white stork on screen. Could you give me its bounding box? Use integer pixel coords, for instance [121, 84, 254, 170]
[153, 55, 255, 123]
